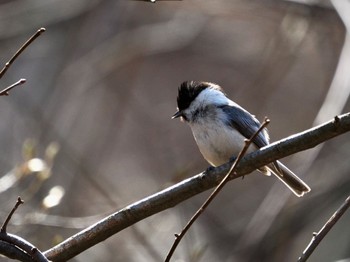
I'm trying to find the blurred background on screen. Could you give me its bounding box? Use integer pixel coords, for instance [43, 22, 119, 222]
[0, 0, 349, 261]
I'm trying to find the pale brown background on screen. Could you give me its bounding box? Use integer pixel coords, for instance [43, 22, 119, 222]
[0, 0, 349, 261]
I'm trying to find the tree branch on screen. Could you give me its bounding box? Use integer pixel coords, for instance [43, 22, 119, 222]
[0, 28, 46, 79]
[0, 233, 49, 262]
[0, 78, 26, 96]
[1, 196, 24, 233]
[44, 113, 350, 261]
[0, 197, 49, 261]
[0, 240, 33, 262]
[298, 195, 350, 262]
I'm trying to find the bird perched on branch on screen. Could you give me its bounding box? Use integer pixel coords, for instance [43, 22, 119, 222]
[172, 81, 311, 197]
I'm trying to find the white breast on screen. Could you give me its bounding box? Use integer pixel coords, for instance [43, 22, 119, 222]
[189, 119, 257, 167]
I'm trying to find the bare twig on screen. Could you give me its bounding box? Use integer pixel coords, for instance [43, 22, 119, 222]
[0, 78, 26, 96]
[165, 117, 270, 262]
[0, 197, 49, 261]
[298, 195, 350, 262]
[44, 113, 350, 262]
[0, 233, 49, 262]
[1, 197, 24, 233]
[0, 28, 46, 79]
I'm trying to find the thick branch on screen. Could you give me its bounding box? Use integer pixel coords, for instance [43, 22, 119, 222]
[0, 240, 33, 262]
[0, 233, 49, 262]
[44, 113, 350, 261]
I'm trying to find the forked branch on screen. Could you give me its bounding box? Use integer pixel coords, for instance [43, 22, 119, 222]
[0, 197, 49, 262]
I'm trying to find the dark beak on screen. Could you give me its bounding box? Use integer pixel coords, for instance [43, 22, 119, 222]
[172, 110, 182, 119]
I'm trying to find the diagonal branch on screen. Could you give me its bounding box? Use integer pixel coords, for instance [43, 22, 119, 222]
[0, 78, 26, 96]
[298, 195, 350, 262]
[0, 240, 33, 262]
[1, 197, 24, 233]
[44, 113, 350, 261]
[0, 233, 49, 262]
[0, 28, 46, 79]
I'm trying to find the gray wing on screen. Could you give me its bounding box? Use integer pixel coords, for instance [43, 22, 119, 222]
[219, 104, 269, 149]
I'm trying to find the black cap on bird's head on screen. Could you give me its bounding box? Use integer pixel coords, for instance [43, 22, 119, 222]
[172, 81, 210, 119]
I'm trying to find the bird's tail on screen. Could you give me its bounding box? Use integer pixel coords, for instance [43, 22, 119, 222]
[263, 161, 311, 197]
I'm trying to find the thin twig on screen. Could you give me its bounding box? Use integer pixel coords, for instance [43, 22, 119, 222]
[1, 197, 24, 233]
[0, 28, 46, 79]
[0, 78, 26, 96]
[0, 197, 49, 261]
[298, 195, 350, 262]
[165, 117, 270, 262]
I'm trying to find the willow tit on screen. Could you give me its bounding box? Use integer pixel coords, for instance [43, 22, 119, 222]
[172, 81, 311, 197]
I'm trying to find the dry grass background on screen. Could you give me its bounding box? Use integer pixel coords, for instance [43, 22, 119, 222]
[0, 0, 349, 261]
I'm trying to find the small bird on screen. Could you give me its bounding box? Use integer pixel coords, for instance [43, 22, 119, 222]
[172, 81, 311, 197]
